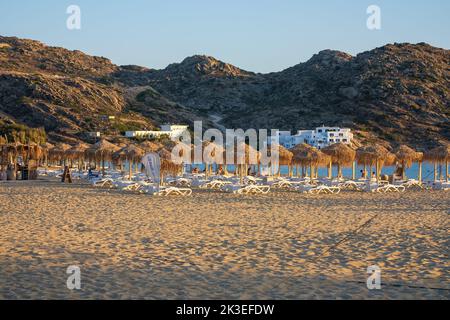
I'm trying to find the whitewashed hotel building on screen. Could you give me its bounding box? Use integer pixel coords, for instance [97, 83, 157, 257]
[269, 126, 353, 150]
[125, 124, 189, 139]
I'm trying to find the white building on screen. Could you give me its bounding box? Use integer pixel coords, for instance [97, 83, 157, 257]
[125, 124, 189, 139]
[269, 126, 353, 150]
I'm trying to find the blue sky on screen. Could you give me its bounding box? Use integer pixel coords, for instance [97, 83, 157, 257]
[1, 0, 449, 73]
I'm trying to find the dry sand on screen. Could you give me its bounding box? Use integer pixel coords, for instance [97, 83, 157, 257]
[0, 179, 448, 299]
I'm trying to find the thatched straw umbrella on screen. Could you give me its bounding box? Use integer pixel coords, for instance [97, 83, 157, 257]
[225, 142, 260, 166]
[356, 145, 390, 182]
[4, 143, 20, 164]
[0, 143, 7, 165]
[0, 143, 16, 174]
[86, 139, 121, 174]
[201, 141, 225, 176]
[49, 143, 72, 165]
[424, 145, 450, 182]
[113, 144, 145, 180]
[263, 145, 293, 176]
[67, 142, 90, 158]
[6, 142, 44, 173]
[290, 144, 330, 179]
[278, 145, 294, 166]
[0, 144, 7, 177]
[24, 142, 44, 163]
[66, 142, 90, 170]
[40, 142, 54, 166]
[394, 145, 424, 181]
[384, 152, 397, 167]
[156, 140, 194, 174]
[322, 143, 356, 179]
[13, 142, 28, 164]
[1, 143, 23, 179]
[1, 142, 44, 173]
[156, 147, 183, 184]
[223, 142, 260, 183]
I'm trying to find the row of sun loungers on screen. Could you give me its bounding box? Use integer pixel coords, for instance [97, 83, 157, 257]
[91, 177, 192, 196]
[92, 175, 446, 195]
[78, 168, 449, 196]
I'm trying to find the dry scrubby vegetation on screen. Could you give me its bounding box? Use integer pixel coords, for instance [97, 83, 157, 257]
[0, 119, 46, 144]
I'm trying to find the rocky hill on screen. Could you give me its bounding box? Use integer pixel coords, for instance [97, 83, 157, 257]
[144, 44, 449, 148]
[0, 35, 448, 148]
[0, 36, 205, 143]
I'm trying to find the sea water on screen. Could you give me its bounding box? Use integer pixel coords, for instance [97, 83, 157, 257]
[103, 162, 444, 182]
[188, 162, 443, 182]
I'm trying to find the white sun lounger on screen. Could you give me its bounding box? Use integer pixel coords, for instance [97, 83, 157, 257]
[273, 179, 310, 190]
[119, 182, 144, 192]
[338, 180, 366, 191]
[270, 178, 293, 189]
[394, 179, 424, 190]
[368, 183, 406, 193]
[199, 179, 232, 190]
[297, 184, 341, 194]
[167, 177, 192, 187]
[243, 176, 262, 185]
[154, 186, 193, 196]
[222, 184, 271, 195]
[92, 178, 115, 188]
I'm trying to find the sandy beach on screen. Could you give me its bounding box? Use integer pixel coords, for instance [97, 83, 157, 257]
[0, 179, 448, 300]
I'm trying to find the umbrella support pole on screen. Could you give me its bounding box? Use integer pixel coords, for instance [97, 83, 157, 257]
[434, 163, 437, 182]
[239, 164, 243, 184]
[402, 161, 407, 181]
[352, 161, 356, 180]
[328, 161, 332, 179]
[376, 161, 380, 183]
[418, 161, 422, 183]
[446, 161, 449, 182]
[129, 159, 132, 181]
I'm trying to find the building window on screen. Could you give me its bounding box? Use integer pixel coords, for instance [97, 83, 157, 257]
[330, 133, 334, 137]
